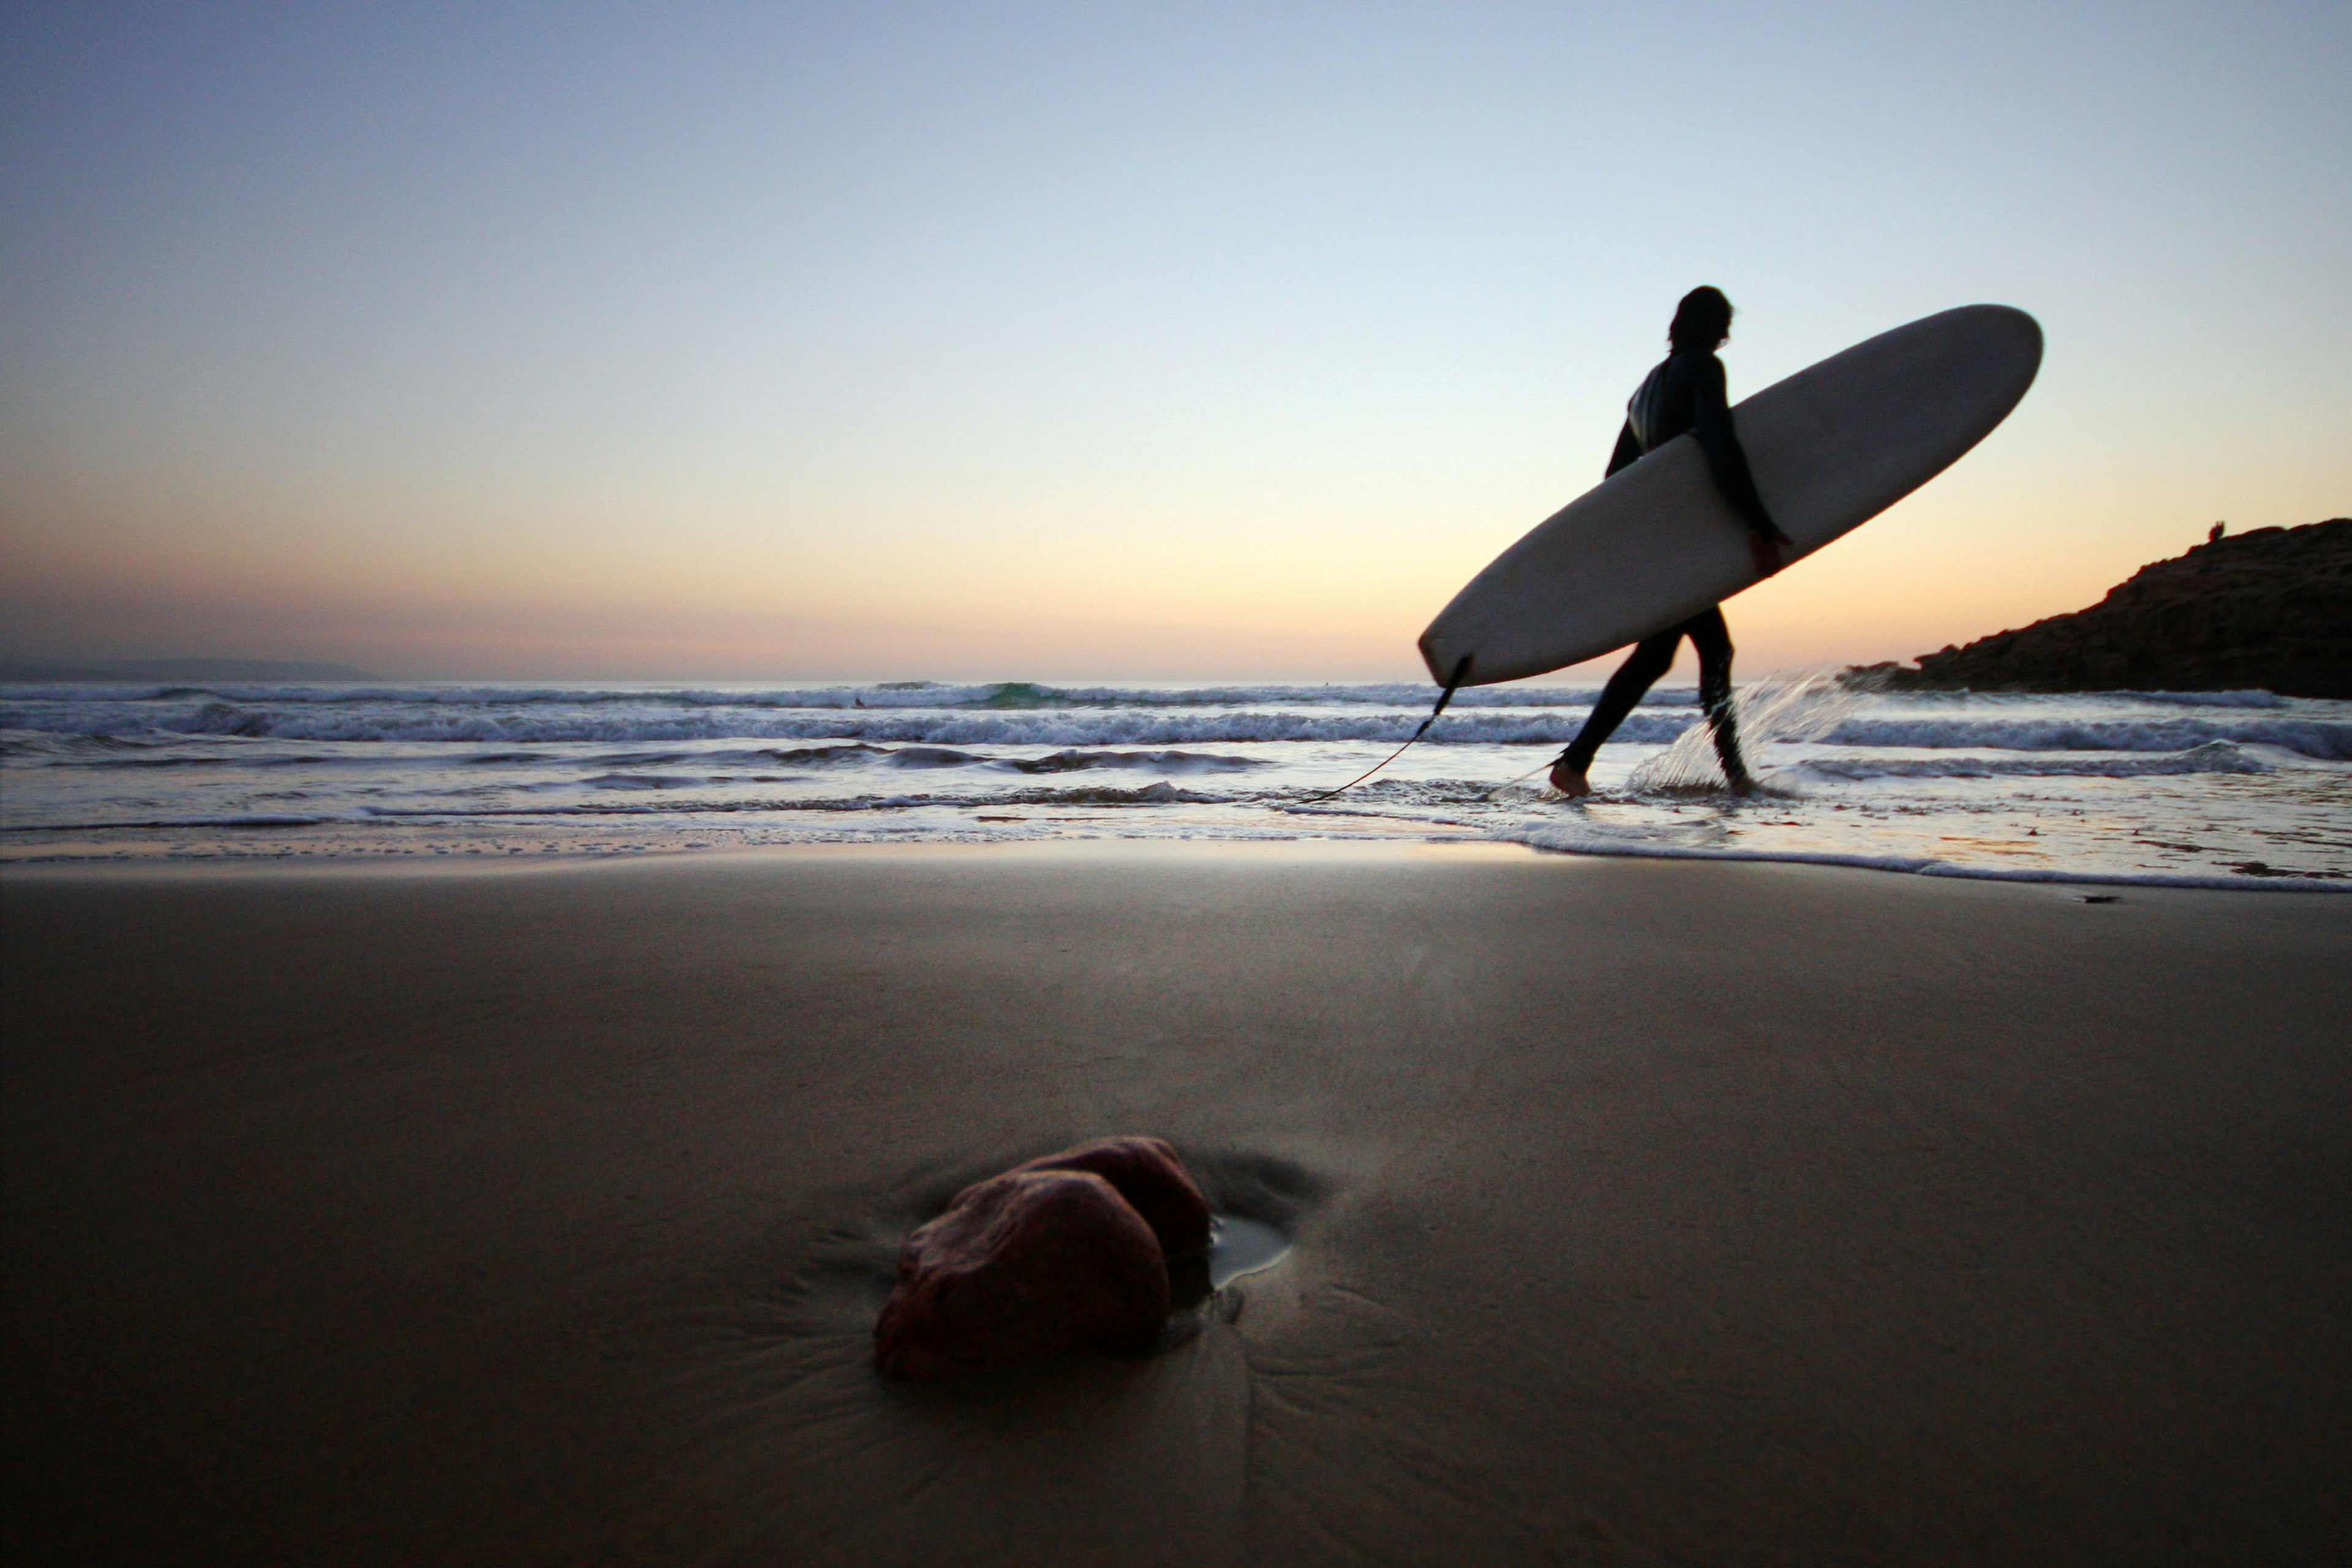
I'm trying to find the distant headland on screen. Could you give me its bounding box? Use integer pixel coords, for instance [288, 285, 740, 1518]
[1851, 517, 2352, 698]
[0, 656, 380, 684]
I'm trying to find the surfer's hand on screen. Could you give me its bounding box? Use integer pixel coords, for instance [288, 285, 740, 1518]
[1748, 530, 1789, 577]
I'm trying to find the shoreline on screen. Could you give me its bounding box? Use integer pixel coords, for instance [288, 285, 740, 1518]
[7, 843, 2350, 1562]
[7, 828, 2348, 895]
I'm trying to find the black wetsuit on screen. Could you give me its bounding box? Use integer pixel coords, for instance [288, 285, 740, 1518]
[1556, 348, 1781, 785]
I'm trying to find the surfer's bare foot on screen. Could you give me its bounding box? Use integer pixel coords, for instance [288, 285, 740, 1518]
[1548, 760, 1592, 797]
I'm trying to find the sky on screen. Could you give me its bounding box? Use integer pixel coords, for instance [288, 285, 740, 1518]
[2, 1, 2346, 683]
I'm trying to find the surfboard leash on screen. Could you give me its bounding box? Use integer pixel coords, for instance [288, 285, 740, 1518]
[1481, 757, 1558, 799]
[1294, 655, 1473, 807]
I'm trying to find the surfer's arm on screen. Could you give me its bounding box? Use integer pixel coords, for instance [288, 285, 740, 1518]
[1691, 358, 1789, 546]
[1605, 420, 1642, 478]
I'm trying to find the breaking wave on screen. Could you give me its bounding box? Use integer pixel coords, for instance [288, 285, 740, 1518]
[0, 698, 1684, 750]
[10, 693, 2348, 760]
[1, 679, 1605, 712]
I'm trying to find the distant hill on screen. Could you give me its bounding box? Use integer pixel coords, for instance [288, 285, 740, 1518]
[1852, 518, 2352, 698]
[0, 657, 380, 684]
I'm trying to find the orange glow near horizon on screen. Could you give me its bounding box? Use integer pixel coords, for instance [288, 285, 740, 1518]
[4, 424, 2338, 684]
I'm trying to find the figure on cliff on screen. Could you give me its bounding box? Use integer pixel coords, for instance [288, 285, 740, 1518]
[1550, 287, 1795, 797]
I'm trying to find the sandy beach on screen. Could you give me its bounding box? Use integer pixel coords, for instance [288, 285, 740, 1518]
[4, 843, 2348, 1565]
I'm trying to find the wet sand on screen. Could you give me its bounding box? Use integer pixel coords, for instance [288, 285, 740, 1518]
[4, 843, 2348, 1565]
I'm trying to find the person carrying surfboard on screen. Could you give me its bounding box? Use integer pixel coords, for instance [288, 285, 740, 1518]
[1548, 286, 1794, 798]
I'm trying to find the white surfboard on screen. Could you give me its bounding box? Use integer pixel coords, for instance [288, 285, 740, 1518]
[1419, 304, 2043, 687]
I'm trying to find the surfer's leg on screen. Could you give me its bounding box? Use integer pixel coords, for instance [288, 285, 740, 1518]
[1689, 608, 1752, 791]
[1550, 630, 1681, 793]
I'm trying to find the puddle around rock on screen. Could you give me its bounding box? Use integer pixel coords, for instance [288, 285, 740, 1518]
[1167, 1213, 1291, 1314]
[1205, 1215, 1289, 1287]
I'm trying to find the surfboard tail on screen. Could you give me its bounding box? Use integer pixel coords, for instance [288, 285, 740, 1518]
[1415, 629, 1453, 688]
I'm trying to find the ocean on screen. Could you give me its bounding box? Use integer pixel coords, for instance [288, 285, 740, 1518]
[4, 677, 2347, 889]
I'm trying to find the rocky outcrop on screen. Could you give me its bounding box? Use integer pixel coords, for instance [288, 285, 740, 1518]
[1852, 518, 2352, 698]
[873, 1137, 1212, 1381]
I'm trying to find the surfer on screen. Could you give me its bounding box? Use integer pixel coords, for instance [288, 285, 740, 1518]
[1548, 286, 1794, 797]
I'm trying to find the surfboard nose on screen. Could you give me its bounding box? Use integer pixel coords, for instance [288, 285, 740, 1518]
[1970, 303, 2045, 404]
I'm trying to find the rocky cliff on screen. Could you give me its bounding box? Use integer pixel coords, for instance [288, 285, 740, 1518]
[1853, 517, 2352, 698]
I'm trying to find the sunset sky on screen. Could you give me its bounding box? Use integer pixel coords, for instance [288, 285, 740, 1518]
[4, 2, 2346, 682]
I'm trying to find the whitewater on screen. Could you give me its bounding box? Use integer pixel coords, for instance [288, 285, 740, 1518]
[4, 678, 2347, 889]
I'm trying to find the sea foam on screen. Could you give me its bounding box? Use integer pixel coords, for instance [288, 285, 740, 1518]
[5, 678, 2347, 882]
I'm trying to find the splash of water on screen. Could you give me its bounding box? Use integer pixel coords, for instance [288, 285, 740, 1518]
[1626, 667, 1879, 791]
